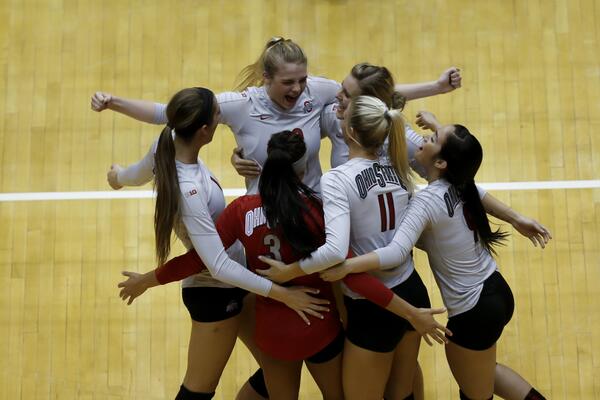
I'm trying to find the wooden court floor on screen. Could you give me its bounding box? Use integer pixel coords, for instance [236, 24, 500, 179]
[0, 0, 599, 399]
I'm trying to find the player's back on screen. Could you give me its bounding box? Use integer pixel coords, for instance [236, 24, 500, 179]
[216, 194, 341, 360]
[323, 158, 415, 295]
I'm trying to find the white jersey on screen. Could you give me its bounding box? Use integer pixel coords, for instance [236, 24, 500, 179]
[319, 107, 428, 178]
[117, 138, 271, 295]
[153, 76, 340, 194]
[374, 179, 497, 317]
[299, 157, 415, 298]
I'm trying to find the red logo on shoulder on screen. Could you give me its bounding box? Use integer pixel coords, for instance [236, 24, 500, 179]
[303, 100, 313, 113]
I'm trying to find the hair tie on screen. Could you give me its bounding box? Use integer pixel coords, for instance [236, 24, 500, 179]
[267, 37, 285, 50]
[384, 109, 392, 120]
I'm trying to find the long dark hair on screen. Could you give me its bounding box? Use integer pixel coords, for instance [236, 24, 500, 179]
[259, 130, 322, 258]
[154, 87, 215, 266]
[440, 125, 507, 255]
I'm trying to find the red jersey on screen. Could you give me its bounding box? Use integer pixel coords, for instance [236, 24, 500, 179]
[156, 195, 394, 360]
[217, 195, 340, 360]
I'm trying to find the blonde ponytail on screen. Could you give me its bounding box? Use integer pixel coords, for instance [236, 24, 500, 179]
[387, 109, 415, 193]
[348, 95, 415, 192]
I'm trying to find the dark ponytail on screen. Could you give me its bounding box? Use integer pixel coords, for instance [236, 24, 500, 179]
[154, 87, 215, 266]
[154, 126, 179, 266]
[259, 130, 322, 258]
[440, 125, 507, 255]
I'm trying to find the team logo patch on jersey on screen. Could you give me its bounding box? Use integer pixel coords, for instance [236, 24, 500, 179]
[185, 189, 198, 198]
[303, 100, 313, 113]
[245, 207, 268, 236]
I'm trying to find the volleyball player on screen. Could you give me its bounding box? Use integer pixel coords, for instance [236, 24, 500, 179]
[118, 130, 449, 399]
[258, 96, 436, 400]
[112, 87, 334, 400]
[320, 109, 549, 400]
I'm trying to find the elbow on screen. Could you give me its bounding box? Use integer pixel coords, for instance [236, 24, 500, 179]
[306, 245, 346, 269]
[378, 243, 408, 270]
[326, 247, 347, 266]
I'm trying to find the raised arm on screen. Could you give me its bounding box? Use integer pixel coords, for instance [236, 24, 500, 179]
[395, 67, 462, 101]
[91, 91, 167, 124]
[107, 139, 158, 190]
[404, 124, 428, 179]
[414, 110, 553, 249]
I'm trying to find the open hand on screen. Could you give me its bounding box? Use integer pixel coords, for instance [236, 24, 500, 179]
[408, 307, 453, 346]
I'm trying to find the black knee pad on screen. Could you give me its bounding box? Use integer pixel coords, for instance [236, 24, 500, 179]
[248, 368, 269, 398]
[524, 387, 546, 400]
[384, 393, 414, 400]
[175, 385, 215, 400]
[459, 389, 492, 400]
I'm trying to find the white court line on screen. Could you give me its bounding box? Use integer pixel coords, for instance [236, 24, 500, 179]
[0, 180, 599, 202]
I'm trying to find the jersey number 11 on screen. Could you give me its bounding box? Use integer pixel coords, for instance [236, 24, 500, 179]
[377, 193, 396, 232]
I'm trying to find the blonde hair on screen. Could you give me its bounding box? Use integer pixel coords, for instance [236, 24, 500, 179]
[348, 95, 415, 192]
[235, 37, 307, 91]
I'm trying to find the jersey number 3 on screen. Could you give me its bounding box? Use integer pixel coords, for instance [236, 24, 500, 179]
[263, 234, 282, 260]
[377, 193, 396, 232]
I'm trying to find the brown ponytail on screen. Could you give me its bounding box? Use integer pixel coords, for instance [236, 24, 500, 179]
[153, 87, 215, 266]
[154, 127, 179, 266]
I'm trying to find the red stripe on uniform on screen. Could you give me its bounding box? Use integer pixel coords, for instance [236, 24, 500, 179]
[386, 192, 395, 230]
[378, 193, 387, 232]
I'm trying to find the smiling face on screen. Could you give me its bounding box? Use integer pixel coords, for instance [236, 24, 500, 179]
[336, 74, 361, 119]
[264, 62, 308, 110]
